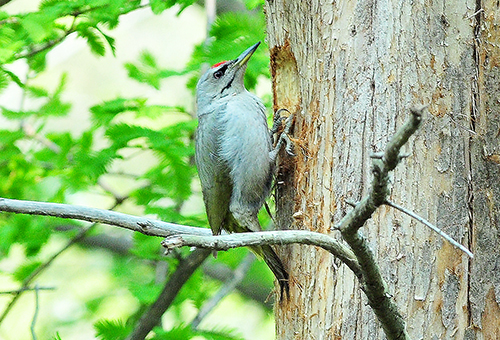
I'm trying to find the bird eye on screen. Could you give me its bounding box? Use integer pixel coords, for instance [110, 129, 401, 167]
[213, 69, 224, 79]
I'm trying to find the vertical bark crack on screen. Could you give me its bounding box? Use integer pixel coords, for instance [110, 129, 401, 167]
[467, 0, 482, 328]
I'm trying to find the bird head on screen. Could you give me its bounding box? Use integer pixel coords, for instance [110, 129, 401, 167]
[196, 42, 260, 109]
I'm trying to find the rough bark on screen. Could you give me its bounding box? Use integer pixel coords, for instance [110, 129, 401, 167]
[265, 0, 499, 339]
[469, 1, 500, 338]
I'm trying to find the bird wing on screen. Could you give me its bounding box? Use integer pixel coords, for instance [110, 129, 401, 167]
[220, 94, 273, 216]
[195, 113, 232, 235]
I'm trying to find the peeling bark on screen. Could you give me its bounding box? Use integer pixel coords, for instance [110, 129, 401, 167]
[265, 0, 499, 339]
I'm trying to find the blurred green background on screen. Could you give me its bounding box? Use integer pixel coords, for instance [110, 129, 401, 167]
[0, 0, 278, 339]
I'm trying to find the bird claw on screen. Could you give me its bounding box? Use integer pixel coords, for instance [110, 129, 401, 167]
[271, 109, 289, 134]
[281, 133, 296, 156]
[270, 109, 295, 160]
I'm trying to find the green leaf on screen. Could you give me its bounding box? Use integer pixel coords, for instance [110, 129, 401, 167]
[196, 327, 245, 340]
[0, 215, 52, 257]
[1, 107, 37, 119]
[0, 220, 18, 256]
[125, 51, 188, 89]
[90, 98, 147, 126]
[28, 48, 49, 73]
[105, 123, 149, 148]
[0, 70, 8, 93]
[94, 319, 131, 340]
[149, 0, 174, 14]
[151, 324, 243, 340]
[128, 280, 163, 304]
[151, 324, 195, 340]
[26, 85, 50, 98]
[130, 232, 164, 261]
[0, 67, 25, 89]
[13, 260, 42, 282]
[51, 332, 63, 340]
[244, 0, 265, 10]
[20, 12, 56, 42]
[77, 23, 106, 56]
[176, 0, 198, 14]
[95, 27, 116, 56]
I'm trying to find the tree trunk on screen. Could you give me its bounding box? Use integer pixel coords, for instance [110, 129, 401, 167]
[265, 0, 499, 339]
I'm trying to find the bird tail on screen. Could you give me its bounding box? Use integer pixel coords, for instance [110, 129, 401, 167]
[252, 244, 289, 301]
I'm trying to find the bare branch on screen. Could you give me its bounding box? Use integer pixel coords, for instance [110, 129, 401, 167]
[0, 287, 55, 295]
[336, 106, 425, 340]
[0, 197, 211, 238]
[192, 253, 255, 330]
[30, 285, 40, 340]
[0, 221, 95, 325]
[126, 248, 211, 340]
[385, 199, 473, 258]
[202, 262, 271, 307]
[0, 197, 361, 278]
[162, 231, 361, 279]
[0, 0, 13, 7]
[384, 105, 425, 171]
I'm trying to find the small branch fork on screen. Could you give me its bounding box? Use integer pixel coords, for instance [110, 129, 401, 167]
[335, 106, 426, 340]
[0, 106, 474, 340]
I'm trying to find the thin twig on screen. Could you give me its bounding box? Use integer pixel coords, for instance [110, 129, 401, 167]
[0, 287, 55, 295]
[125, 248, 211, 340]
[466, 8, 484, 20]
[192, 253, 255, 330]
[30, 285, 39, 340]
[0, 199, 122, 325]
[0, 222, 95, 324]
[0, 0, 13, 7]
[385, 200, 473, 258]
[21, 122, 62, 153]
[202, 262, 271, 308]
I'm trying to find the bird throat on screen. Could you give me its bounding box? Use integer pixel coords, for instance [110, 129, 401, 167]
[221, 74, 235, 95]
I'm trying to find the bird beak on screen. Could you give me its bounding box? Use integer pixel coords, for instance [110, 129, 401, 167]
[235, 42, 260, 67]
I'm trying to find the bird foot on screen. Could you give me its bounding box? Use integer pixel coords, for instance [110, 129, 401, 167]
[270, 109, 295, 160]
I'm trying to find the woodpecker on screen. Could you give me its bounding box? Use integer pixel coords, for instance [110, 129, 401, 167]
[195, 42, 289, 299]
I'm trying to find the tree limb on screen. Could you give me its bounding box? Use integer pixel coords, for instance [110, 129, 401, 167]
[0, 197, 361, 278]
[125, 248, 211, 340]
[191, 253, 256, 330]
[202, 262, 272, 308]
[0, 222, 95, 324]
[0, 0, 13, 7]
[0, 197, 211, 237]
[336, 106, 426, 340]
[162, 231, 361, 279]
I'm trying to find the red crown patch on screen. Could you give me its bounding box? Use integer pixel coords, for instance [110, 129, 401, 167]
[211, 61, 228, 68]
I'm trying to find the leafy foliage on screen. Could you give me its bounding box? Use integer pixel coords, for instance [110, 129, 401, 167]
[95, 319, 132, 340]
[151, 324, 244, 340]
[0, 0, 273, 339]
